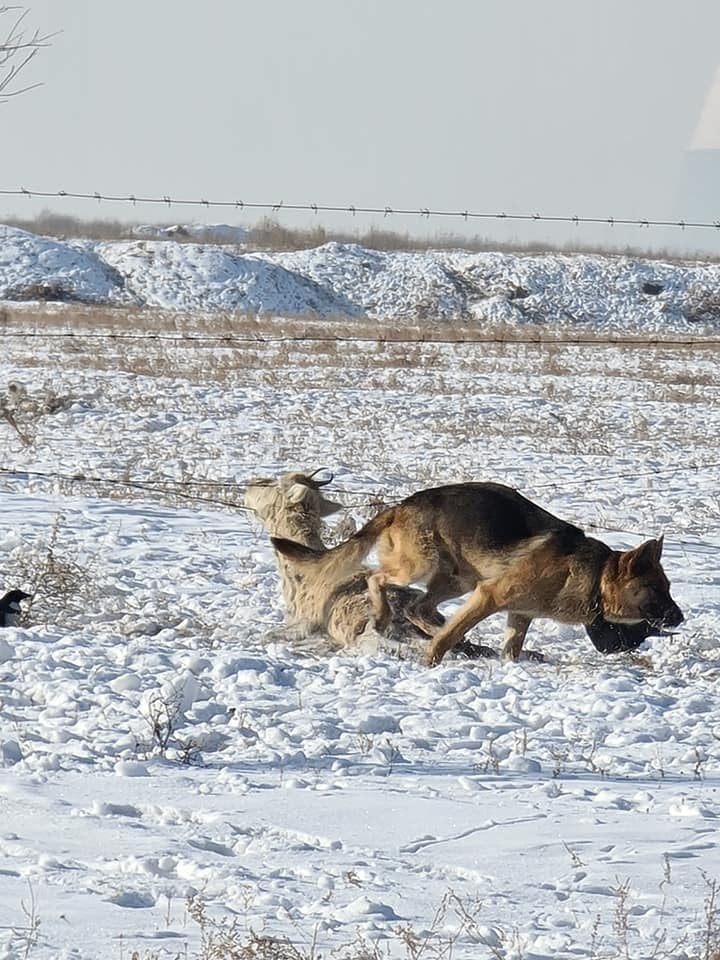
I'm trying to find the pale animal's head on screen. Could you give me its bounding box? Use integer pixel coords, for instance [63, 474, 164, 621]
[602, 537, 684, 631]
[244, 470, 343, 535]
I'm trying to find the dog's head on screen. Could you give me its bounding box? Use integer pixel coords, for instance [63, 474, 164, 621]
[601, 537, 684, 632]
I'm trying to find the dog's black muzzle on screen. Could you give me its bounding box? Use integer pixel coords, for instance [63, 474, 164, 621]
[643, 602, 684, 631]
[662, 603, 684, 629]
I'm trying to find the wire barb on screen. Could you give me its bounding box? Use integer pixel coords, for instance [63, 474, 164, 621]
[1, 185, 718, 231]
[0, 329, 718, 347]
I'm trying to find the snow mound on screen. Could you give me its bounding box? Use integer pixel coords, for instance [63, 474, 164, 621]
[271, 242, 720, 329]
[132, 223, 250, 244]
[97, 239, 357, 314]
[1, 226, 720, 330]
[0, 225, 123, 303]
[270, 242, 475, 321]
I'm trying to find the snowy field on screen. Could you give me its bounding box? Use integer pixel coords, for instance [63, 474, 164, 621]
[0, 238, 719, 959]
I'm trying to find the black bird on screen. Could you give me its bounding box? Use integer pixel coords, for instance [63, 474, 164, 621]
[0, 590, 32, 627]
[585, 617, 663, 655]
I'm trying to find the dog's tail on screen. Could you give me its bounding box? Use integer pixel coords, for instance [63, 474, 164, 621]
[271, 508, 396, 576]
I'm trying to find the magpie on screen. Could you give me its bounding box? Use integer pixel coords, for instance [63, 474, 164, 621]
[0, 589, 32, 627]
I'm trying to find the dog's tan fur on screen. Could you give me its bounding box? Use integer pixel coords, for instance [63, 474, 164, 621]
[274, 482, 683, 664]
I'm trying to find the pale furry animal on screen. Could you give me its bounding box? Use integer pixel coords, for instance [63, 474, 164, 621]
[244, 471, 446, 654]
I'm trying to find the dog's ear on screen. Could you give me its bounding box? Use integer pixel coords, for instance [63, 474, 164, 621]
[639, 537, 663, 563]
[620, 538, 663, 574]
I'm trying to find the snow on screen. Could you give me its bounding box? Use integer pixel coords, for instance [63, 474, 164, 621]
[131, 223, 250, 244]
[0, 229, 718, 958]
[1, 224, 720, 330]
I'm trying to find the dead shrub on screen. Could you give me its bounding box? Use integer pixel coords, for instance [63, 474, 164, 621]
[683, 285, 720, 324]
[0, 380, 73, 446]
[3, 515, 95, 628]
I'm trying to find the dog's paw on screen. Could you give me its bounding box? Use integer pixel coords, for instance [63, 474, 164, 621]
[426, 644, 445, 667]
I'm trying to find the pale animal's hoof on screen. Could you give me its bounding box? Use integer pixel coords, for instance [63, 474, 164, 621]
[454, 640, 498, 660]
[521, 649, 544, 663]
[524, 649, 544, 662]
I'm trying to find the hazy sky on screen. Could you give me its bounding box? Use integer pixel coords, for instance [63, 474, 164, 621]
[3, 1, 720, 253]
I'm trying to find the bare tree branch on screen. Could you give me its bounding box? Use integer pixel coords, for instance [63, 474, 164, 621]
[0, 6, 56, 102]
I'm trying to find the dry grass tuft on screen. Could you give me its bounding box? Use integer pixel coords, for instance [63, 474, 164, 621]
[4, 210, 720, 261]
[684, 285, 720, 324]
[2, 515, 96, 628]
[0, 379, 72, 447]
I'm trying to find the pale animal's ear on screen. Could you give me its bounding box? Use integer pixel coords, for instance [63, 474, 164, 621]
[318, 497, 343, 517]
[286, 482, 312, 504]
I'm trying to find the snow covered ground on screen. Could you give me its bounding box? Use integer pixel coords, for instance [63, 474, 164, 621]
[0, 237, 719, 959]
[1, 224, 720, 331]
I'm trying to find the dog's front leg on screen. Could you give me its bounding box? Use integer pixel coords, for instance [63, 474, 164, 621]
[427, 584, 498, 666]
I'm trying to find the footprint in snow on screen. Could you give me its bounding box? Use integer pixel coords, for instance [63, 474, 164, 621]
[187, 836, 235, 857]
[400, 814, 546, 854]
[107, 890, 156, 908]
[92, 801, 143, 819]
[335, 897, 402, 922]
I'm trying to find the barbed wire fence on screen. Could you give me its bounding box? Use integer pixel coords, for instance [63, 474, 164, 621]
[0, 462, 718, 549]
[0, 184, 718, 551]
[1, 328, 720, 348]
[2, 183, 719, 347]
[1, 184, 720, 232]
[0, 328, 719, 347]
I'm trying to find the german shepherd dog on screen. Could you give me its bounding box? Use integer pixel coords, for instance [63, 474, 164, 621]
[272, 482, 683, 665]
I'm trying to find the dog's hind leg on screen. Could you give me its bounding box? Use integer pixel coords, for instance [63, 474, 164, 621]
[404, 573, 461, 637]
[426, 583, 500, 666]
[501, 613, 532, 661]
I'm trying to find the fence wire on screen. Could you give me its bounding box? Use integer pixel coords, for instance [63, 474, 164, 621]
[1, 188, 717, 554]
[1, 328, 719, 348]
[1, 462, 718, 547]
[2, 184, 720, 231]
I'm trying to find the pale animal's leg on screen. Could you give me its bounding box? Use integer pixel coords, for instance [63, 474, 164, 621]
[501, 613, 532, 661]
[367, 569, 403, 631]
